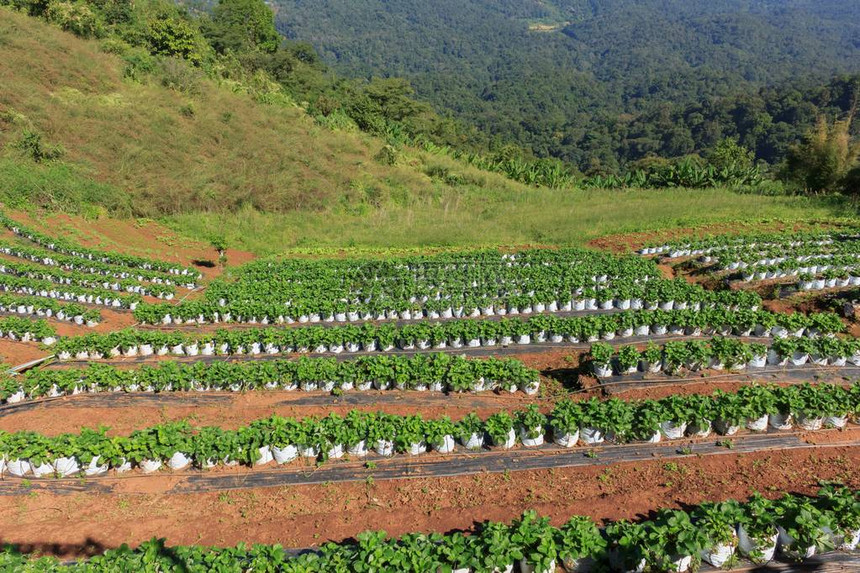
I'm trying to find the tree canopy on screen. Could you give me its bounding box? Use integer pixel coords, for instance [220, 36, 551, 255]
[206, 0, 280, 54]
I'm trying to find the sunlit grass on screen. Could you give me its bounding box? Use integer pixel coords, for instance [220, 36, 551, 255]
[166, 187, 854, 255]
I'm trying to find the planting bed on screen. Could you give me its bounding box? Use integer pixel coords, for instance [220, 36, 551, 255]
[0, 389, 545, 434]
[2, 216, 860, 571]
[642, 228, 860, 295]
[587, 336, 860, 379]
[596, 366, 860, 396]
[0, 427, 857, 495]
[0, 383, 855, 482]
[0, 447, 856, 563]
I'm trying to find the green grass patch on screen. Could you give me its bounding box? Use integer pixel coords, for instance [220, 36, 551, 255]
[0, 158, 131, 217]
[165, 186, 855, 255]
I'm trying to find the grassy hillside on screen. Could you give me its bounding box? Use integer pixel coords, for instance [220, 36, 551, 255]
[0, 8, 854, 254]
[0, 8, 481, 216]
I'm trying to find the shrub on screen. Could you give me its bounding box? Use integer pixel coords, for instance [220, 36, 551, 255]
[13, 130, 64, 163]
[45, 0, 105, 38]
[374, 145, 398, 166]
[783, 118, 859, 194]
[159, 57, 204, 95]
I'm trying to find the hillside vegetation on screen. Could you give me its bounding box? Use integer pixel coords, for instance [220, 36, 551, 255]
[0, 5, 854, 254]
[0, 8, 488, 216]
[273, 0, 860, 172]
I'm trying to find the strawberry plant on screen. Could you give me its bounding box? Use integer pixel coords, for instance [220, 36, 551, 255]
[556, 515, 606, 569]
[773, 494, 836, 557]
[516, 405, 546, 440]
[643, 509, 706, 571]
[485, 412, 515, 447]
[605, 520, 648, 572]
[510, 511, 557, 573]
[617, 345, 640, 373]
[694, 500, 743, 548]
[632, 400, 663, 441]
[549, 400, 582, 439]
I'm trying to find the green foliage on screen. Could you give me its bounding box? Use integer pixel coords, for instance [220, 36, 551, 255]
[0, 0, 50, 16]
[271, 0, 860, 171]
[843, 164, 860, 196]
[145, 13, 206, 64]
[708, 138, 756, 173]
[45, 0, 105, 38]
[12, 130, 64, 163]
[205, 0, 280, 54]
[784, 117, 860, 194]
[582, 156, 762, 190]
[0, 491, 833, 571]
[373, 144, 398, 166]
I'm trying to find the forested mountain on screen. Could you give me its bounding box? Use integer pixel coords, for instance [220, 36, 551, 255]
[273, 0, 860, 171]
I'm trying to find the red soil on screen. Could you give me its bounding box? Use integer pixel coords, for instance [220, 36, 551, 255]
[2, 208, 255, 280]
[1, 446, 856, 558]
[587, 221, 834, 255]
[0, 390, 546, 435]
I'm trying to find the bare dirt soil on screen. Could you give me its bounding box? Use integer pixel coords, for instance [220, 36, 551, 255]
[0, 339, 49, 366]
[1, 446, 856, 558]
[0, 389, 546, 435]
[4, 209, 255, 280]
[587, 221, 835, 255]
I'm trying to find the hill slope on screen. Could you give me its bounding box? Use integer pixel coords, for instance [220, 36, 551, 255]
[272, 0, 860, 169]
[0, 9, 453, 215]
[0, 8, 850, 254]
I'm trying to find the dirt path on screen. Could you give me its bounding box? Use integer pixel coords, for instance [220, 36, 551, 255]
[0, 389, 547, 435]
[1, 445, 855, 558]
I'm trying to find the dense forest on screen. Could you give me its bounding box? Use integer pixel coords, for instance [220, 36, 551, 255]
[273, 0, 860, 172]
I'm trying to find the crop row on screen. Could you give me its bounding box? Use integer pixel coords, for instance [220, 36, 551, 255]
[0, 354, 540, 403]
[0, 274, 141, 308]
[796, 268, 860, 290]
[0, 258, 175, 298]
[694, 235, 858, 261]
[0, 317, 56, 344]
[737, 260, 860, 283]
[203, 248, 659, 310]
[0, 241, 194, 286]
[0, 213, 198, 277]
[2, 487, 858, 572]
[1, 383, 856, 477]
[51, 309, 845, 360]
[715, 244, 860, 269]
[638, 229, 851, 256]
[589, 336, 860, 377]
[135, 278, 761, 325]
[0, 294, 101, 326]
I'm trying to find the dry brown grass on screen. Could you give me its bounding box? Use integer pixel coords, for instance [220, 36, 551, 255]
[0, 9, 459, 215]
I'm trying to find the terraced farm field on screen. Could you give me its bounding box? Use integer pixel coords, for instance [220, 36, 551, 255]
[1, 213, 859, 571]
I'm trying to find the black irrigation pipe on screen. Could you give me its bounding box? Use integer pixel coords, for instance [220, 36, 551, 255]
[46, 334, 775, 368]
[597, 365, 860, 394]
[698, 551, 860, 572]
[1, 429, 856, 496]
[0, 391, 532, 419]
